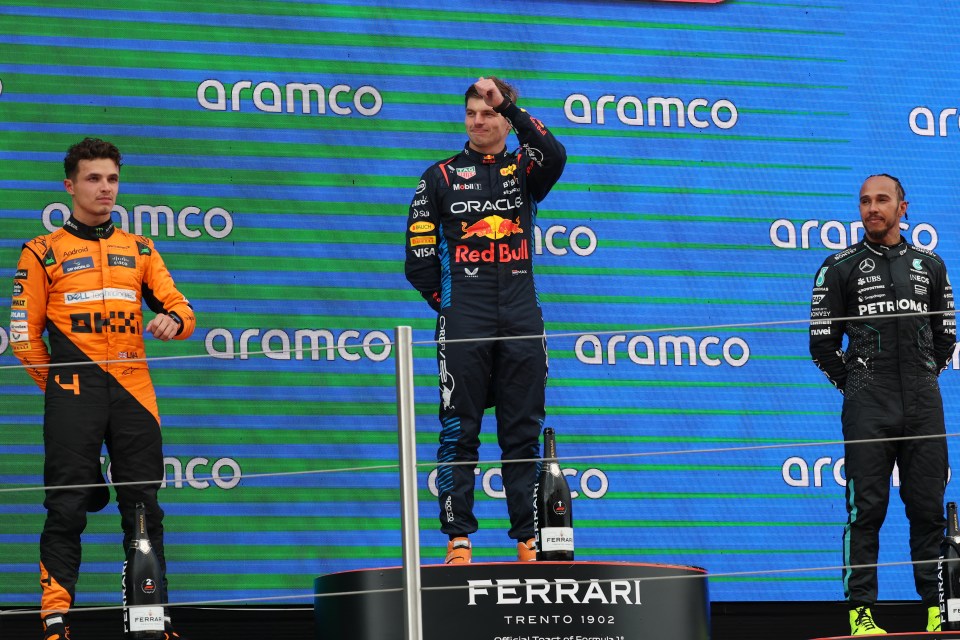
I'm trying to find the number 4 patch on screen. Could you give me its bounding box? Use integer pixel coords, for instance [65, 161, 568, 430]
[54, 374, 80, 395]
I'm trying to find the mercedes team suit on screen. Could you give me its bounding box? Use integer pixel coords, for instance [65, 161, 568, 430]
[10, 216, 196, 616]
[809, 237, 956, 607]
[405, 99, 566, 540]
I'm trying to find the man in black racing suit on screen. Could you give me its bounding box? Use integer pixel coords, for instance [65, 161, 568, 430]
[405, 76, 566, 563]
[809, 174, 956, 635]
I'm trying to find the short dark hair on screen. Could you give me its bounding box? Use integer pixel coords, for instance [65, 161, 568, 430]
[64, 138, 122, 179]
[867, 173, 905, 202]
[464, 76, 518, 108]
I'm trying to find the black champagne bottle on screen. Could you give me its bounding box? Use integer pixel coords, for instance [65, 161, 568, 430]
[534, 428, 574, 560]
[940, 502, 960, 631]
[122, 502, 165, 639]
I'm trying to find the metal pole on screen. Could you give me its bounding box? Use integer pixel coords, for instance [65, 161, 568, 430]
[395, 325, 423, 640]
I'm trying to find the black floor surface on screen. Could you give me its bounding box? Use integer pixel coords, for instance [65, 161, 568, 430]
[0, 601, 942, 639]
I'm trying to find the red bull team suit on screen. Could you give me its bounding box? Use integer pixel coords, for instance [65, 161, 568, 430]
[405, 99, 566, 541]
[809, 238, 956, 608]
[10, 216, 195, 616]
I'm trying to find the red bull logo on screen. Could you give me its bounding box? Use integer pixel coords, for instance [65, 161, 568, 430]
[461, 215, 523, 240]
[455, 240, 530, 264]
[500, 164, 517, 177]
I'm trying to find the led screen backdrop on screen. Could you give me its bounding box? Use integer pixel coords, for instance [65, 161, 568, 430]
[2, 0, 960, 606]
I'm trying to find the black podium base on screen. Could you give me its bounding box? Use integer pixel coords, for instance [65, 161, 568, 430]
[314, 561, 710, 640]
[812, 634, 960, 639]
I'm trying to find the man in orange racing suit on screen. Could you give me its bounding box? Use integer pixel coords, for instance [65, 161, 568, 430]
[10, 138, 195, 640]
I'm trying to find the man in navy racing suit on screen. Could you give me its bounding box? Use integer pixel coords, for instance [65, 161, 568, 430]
[405, 76, 566, 563]
[809, 174, 956, 635]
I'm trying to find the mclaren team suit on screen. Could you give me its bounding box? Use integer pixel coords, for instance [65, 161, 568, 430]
[405, 99, 566, 540]
[11, 216, 196, 616]
[809, 238, 956, 607]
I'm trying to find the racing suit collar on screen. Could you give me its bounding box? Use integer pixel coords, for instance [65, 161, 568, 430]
[864, 236, 907, 257]
[462, 143, 511, 164]
[63, 216, 115, 240]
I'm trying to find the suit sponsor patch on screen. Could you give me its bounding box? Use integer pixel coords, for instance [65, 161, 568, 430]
[62, 256, 94, 274]
[65, 288, 138, 304]
[108, 254, 136, 269]
[409, 222, 435, 233]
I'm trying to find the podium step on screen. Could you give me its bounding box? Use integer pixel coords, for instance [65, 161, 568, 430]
[315, 561, 710, 640]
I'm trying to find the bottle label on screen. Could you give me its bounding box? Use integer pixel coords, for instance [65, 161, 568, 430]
[129, 605, 165, 631]
[540, 526, 574, 552]
[949, 598, 960, 623]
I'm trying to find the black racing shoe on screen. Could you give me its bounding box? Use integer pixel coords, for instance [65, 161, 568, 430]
[42, 613, 71, 640]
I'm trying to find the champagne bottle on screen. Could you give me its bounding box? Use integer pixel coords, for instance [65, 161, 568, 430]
[940, 502, 960, 631]
[534, 428, 574, 561]
[122, 502, 165, 639]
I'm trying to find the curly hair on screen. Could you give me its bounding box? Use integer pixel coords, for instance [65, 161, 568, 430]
[64, 138, 122, 179]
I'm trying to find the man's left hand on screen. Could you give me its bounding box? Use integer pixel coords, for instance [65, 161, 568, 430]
[474, 77, 504, 109]
[146, 313, 180, 341]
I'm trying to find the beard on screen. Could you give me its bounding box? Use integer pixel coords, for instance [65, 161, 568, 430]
[863, 218, 899, 244]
